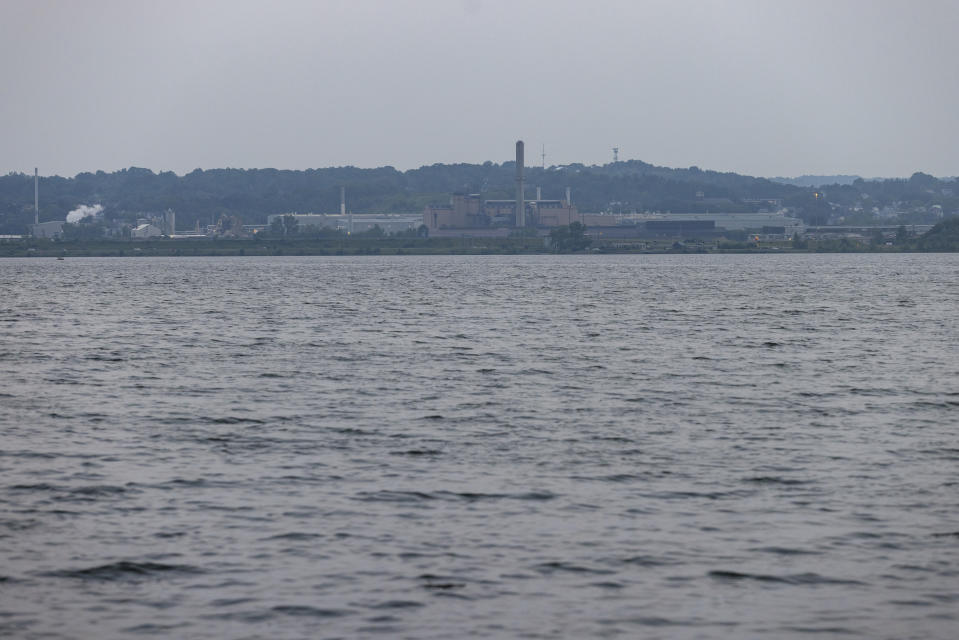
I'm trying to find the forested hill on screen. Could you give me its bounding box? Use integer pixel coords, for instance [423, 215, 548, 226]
[1, 161, 956, 233]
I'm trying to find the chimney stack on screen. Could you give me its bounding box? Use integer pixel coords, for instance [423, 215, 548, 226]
[515, 141, 525, 227]
[341, 185, 353, 234]
[34, 168, 39, 225]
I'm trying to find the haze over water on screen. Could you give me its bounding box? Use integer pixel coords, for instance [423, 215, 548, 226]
[2, 254, 958, 638]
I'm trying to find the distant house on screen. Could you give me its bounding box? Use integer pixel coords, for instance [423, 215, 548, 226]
[131, 223, 163, 239]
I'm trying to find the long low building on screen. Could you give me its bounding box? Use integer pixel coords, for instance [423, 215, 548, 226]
[422, 190, 803, 236]
[266, 213, 421, 234]
[623, 212, 805, 234]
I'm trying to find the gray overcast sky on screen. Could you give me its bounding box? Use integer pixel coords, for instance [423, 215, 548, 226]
[1, 0, 956, 178]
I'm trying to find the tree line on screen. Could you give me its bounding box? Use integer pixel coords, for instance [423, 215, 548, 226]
[1, 162, 956, 234]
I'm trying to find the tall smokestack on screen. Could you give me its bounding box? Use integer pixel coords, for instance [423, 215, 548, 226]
[536, 186, 541, 201]
[515, 140, 525, 227]
[341, 185, 353, 234]
[34, 168, 38, 225]
[566, 186, 571, 205]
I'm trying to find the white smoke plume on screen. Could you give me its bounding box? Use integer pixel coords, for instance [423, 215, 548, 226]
[66, 204, 104, 223]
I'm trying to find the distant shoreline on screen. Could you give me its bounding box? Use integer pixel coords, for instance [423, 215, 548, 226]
[0, 236, 947, 258]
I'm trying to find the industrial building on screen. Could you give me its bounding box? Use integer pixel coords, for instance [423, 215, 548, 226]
[424, 140, 581, 231]
[264, 184, 420, 235]
[265, 213, 421, 235]
[30, 221, 64, 239]
[421, 141, 805, 238]
[131, 223, 163, 239]
[629, 212, 805, 236]
[424, 201, 803, 237]
[424, 193, 580, 231]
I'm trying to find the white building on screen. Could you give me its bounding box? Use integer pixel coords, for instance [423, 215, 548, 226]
[31, 221, 64, 238]
[131, 223, 163, 239]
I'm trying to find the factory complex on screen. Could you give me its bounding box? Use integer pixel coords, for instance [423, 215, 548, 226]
[22, 142, 805, 242]
[424, 141, 804, 240]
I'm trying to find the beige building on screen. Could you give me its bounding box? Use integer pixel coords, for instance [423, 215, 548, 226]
[424, 193, 580, 230]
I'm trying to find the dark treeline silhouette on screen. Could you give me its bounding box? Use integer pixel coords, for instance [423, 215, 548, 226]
[1, 162, 956, 234]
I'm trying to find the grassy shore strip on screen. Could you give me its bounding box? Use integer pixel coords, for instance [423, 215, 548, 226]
[7, 217, 958, 257]
[0, 236, 938, 257]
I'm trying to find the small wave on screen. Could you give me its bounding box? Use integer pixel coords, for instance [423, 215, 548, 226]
[620, 555, 680, 567]
[783, 626, 859, 634]
[646, 490, 752, 500]
[356, 489, 556, 503]
[264, 532, 323, 541]
[9, 483, 131, 500]
[272, 605, 353, 617]
[570, 473, 645, 483]
[203, 416, 265, 425]
[599, 615, 686, 627]
[356, 490, 435, 503]
[160, 478, 209, 488]
[369, 600, 424, 609]
[708, 570, 863, 586]
[418, 574, 466, 590]
[751, 546, 822, 556]
[743, 476, 809, 486]
[390, 449, 443, 456]
[85, 354, 125, 362]
[120, 622, 191, 634]
[1, 450, 57, 459]
[9, 482, 57, 491]
[46, 561, 203, 580]
[589, 581, 625, 589]
[535, 561, 616, 576]
[209, 597, 257, 607]
[436, 490, 556, 502]
[68, 485, 129, 497]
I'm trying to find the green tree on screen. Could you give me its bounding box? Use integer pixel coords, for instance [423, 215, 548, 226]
[549, 222, 591, 253]
[895, 225, 909, 245]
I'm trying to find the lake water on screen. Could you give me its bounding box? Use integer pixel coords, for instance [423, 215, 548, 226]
[2, 254, 958, 639]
